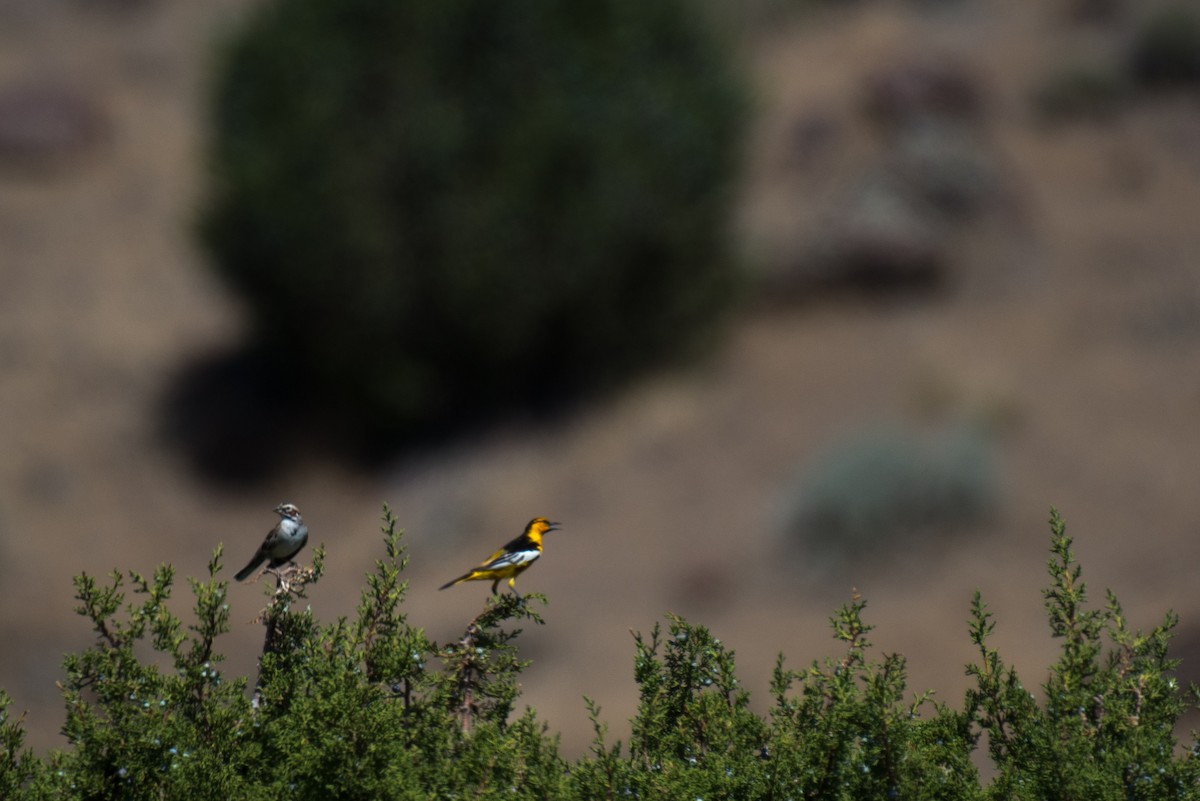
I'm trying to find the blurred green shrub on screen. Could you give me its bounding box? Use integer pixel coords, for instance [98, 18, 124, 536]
[1130, 6, 1200, 89]
[1033, 63, 1130, 122]
[779, 424, 998, 559]
[199, 0, 747, 440]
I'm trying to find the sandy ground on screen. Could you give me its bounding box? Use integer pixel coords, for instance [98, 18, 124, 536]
[1, 0, 1199, 757]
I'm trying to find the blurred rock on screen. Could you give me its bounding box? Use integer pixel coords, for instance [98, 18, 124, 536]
[779, 172, 949, 297]
[864, 57, 985, 130]
[0, 81, 107, 176]
[671, 560, 737, 612]
[784, 112, 843, 174]
[73, 0, 160, 15]
[761, 56, 1011, 303]
[1066, 0, 1125, 24]
[888, 119, 1000, 219]
[21, 459, 75, 505]
[768, 120, 1007, 299]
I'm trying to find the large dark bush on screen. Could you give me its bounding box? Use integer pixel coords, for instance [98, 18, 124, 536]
[200, 0, 746, 439]
[1130, 6, 1200, 89]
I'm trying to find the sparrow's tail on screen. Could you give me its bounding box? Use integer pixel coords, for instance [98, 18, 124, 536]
[235, 554, 266, 582]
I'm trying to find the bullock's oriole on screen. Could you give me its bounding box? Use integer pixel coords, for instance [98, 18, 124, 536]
[439, 517, 560, 596]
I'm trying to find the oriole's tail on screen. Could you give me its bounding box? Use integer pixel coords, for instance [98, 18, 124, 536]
[439, 572, 473, 590]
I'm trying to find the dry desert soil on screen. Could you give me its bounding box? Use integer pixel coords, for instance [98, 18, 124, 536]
[1, 0, 1200, 756]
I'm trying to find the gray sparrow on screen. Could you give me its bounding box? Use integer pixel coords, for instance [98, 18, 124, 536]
[235, 503, 309, 581]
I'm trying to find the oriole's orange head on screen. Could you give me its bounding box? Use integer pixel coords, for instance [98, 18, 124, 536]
[525, 517, 560, 544]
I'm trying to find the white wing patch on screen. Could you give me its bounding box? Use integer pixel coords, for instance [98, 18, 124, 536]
[485, 549, 541, 570]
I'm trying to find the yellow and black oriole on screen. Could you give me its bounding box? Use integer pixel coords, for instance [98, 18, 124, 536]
[439, 517, 560, 596]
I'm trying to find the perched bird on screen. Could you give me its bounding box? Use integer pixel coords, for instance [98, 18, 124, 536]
[439, 517, 560, 596]
[234, 503, 309, 582]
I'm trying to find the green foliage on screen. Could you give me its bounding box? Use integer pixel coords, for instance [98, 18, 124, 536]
[966, 509, 1200, 800]
[200, 0, 747, 440]
[9, 508, 564, 800]
[0, 691, 37, 798]
[779, 425, 999, 560]
[233, 507, 566, 800]
[1033, 63, 1130, 123]
[1, 507, 1199, 799]
[767, 596, 981, 801]
[626, 616, 768, 797]
[50, 552, 259, 800]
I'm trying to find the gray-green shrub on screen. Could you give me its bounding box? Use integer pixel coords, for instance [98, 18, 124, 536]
[2, 508, 1198, 799]
[779, 424, 999, 559]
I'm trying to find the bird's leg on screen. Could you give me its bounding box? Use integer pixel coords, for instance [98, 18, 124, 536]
[490, 579, 500, 595]
[265, 562, 303, 593]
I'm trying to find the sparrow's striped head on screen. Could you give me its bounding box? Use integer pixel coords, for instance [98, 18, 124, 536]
[274, 503, 302, 521]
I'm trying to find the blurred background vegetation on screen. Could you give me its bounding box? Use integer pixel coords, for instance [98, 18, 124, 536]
[2, 0, 1200, 759]
[200, 0, 747, 447]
